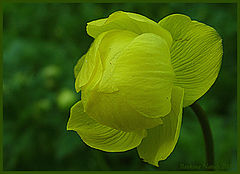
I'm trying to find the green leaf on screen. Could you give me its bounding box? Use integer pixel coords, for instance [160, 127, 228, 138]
[159, 14, 223, 107]
[67, 101, 146, 152]
[86, 11, 172, 47]
[137, 86, 184, 167]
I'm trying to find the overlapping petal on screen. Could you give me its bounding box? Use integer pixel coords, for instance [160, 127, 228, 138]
[159, 14, 222, 107]
[87, 11, 172, 47]
[67, 101, 147, 152]
[75, 33, 105, 92]
[97, 30, 138, 93]
[111, 33, 175, 118]
[84, 91, 163, 132]
[82, 32, 174, 132]
[74, 54, 86, 78]
[80, 30, 138, 109]
[137, 86, 184, 166]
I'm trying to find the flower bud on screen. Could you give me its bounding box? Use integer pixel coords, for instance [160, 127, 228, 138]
[75, 29, 175, 131]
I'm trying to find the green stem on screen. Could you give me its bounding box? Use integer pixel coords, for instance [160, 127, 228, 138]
[190, 102, 214, 171]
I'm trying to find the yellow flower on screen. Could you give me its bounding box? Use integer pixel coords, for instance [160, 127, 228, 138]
[67, 11, 222, 166]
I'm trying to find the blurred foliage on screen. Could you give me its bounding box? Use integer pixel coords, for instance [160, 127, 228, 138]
[3, 3, 237, 171]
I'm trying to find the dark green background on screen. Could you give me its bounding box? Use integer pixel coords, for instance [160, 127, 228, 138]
[3, 3, 237, 171]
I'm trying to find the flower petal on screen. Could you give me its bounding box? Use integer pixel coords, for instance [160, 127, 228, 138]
[111, 33, 175, 118]
[159, 14, 223, 107]
[98, 30, 138, 68]
[97, 29, 138, 93]
[74, 54, 86, 79]
[137, 86, 184, 167]
[82, 33, 172, 132]
[76, 29, 137, 94]
[87, 11, 172, 47]
[75, 32, 106, 92]
[81, 30, 138, 109]
[67, 101, 147, 152]
[85, 90, 163, 132]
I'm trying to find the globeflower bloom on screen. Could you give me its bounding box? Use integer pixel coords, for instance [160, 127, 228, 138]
[67, 11, 222, 166]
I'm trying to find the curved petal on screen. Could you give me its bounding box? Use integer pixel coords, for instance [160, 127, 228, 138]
[67, 101, 147, 152]
[137, 86, 184, 167]
[81, 30, 138, 108]
[74, 54, 86, 79]
[87, 11, 172, 47]
[98, 30, 138, 67]
[159, 14, 223, 107]
[75, 31, 117, 92]
[111, 33, 175, 118]
[97, 29, 138, 93]
[85, 90, 163, 132]
[82, 33, 173, 132]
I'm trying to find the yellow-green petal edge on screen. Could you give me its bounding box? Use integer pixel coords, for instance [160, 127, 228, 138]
[67, 101, 146, 152]
[159, 14, 223, 107]
[111, 33, 175, 118]
[87, 11, 172, 47]
[137, 86, 184, 167]
[74, 54, 86, 79]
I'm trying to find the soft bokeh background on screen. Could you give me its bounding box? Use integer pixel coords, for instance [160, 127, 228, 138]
[3, 3, 237, 171]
